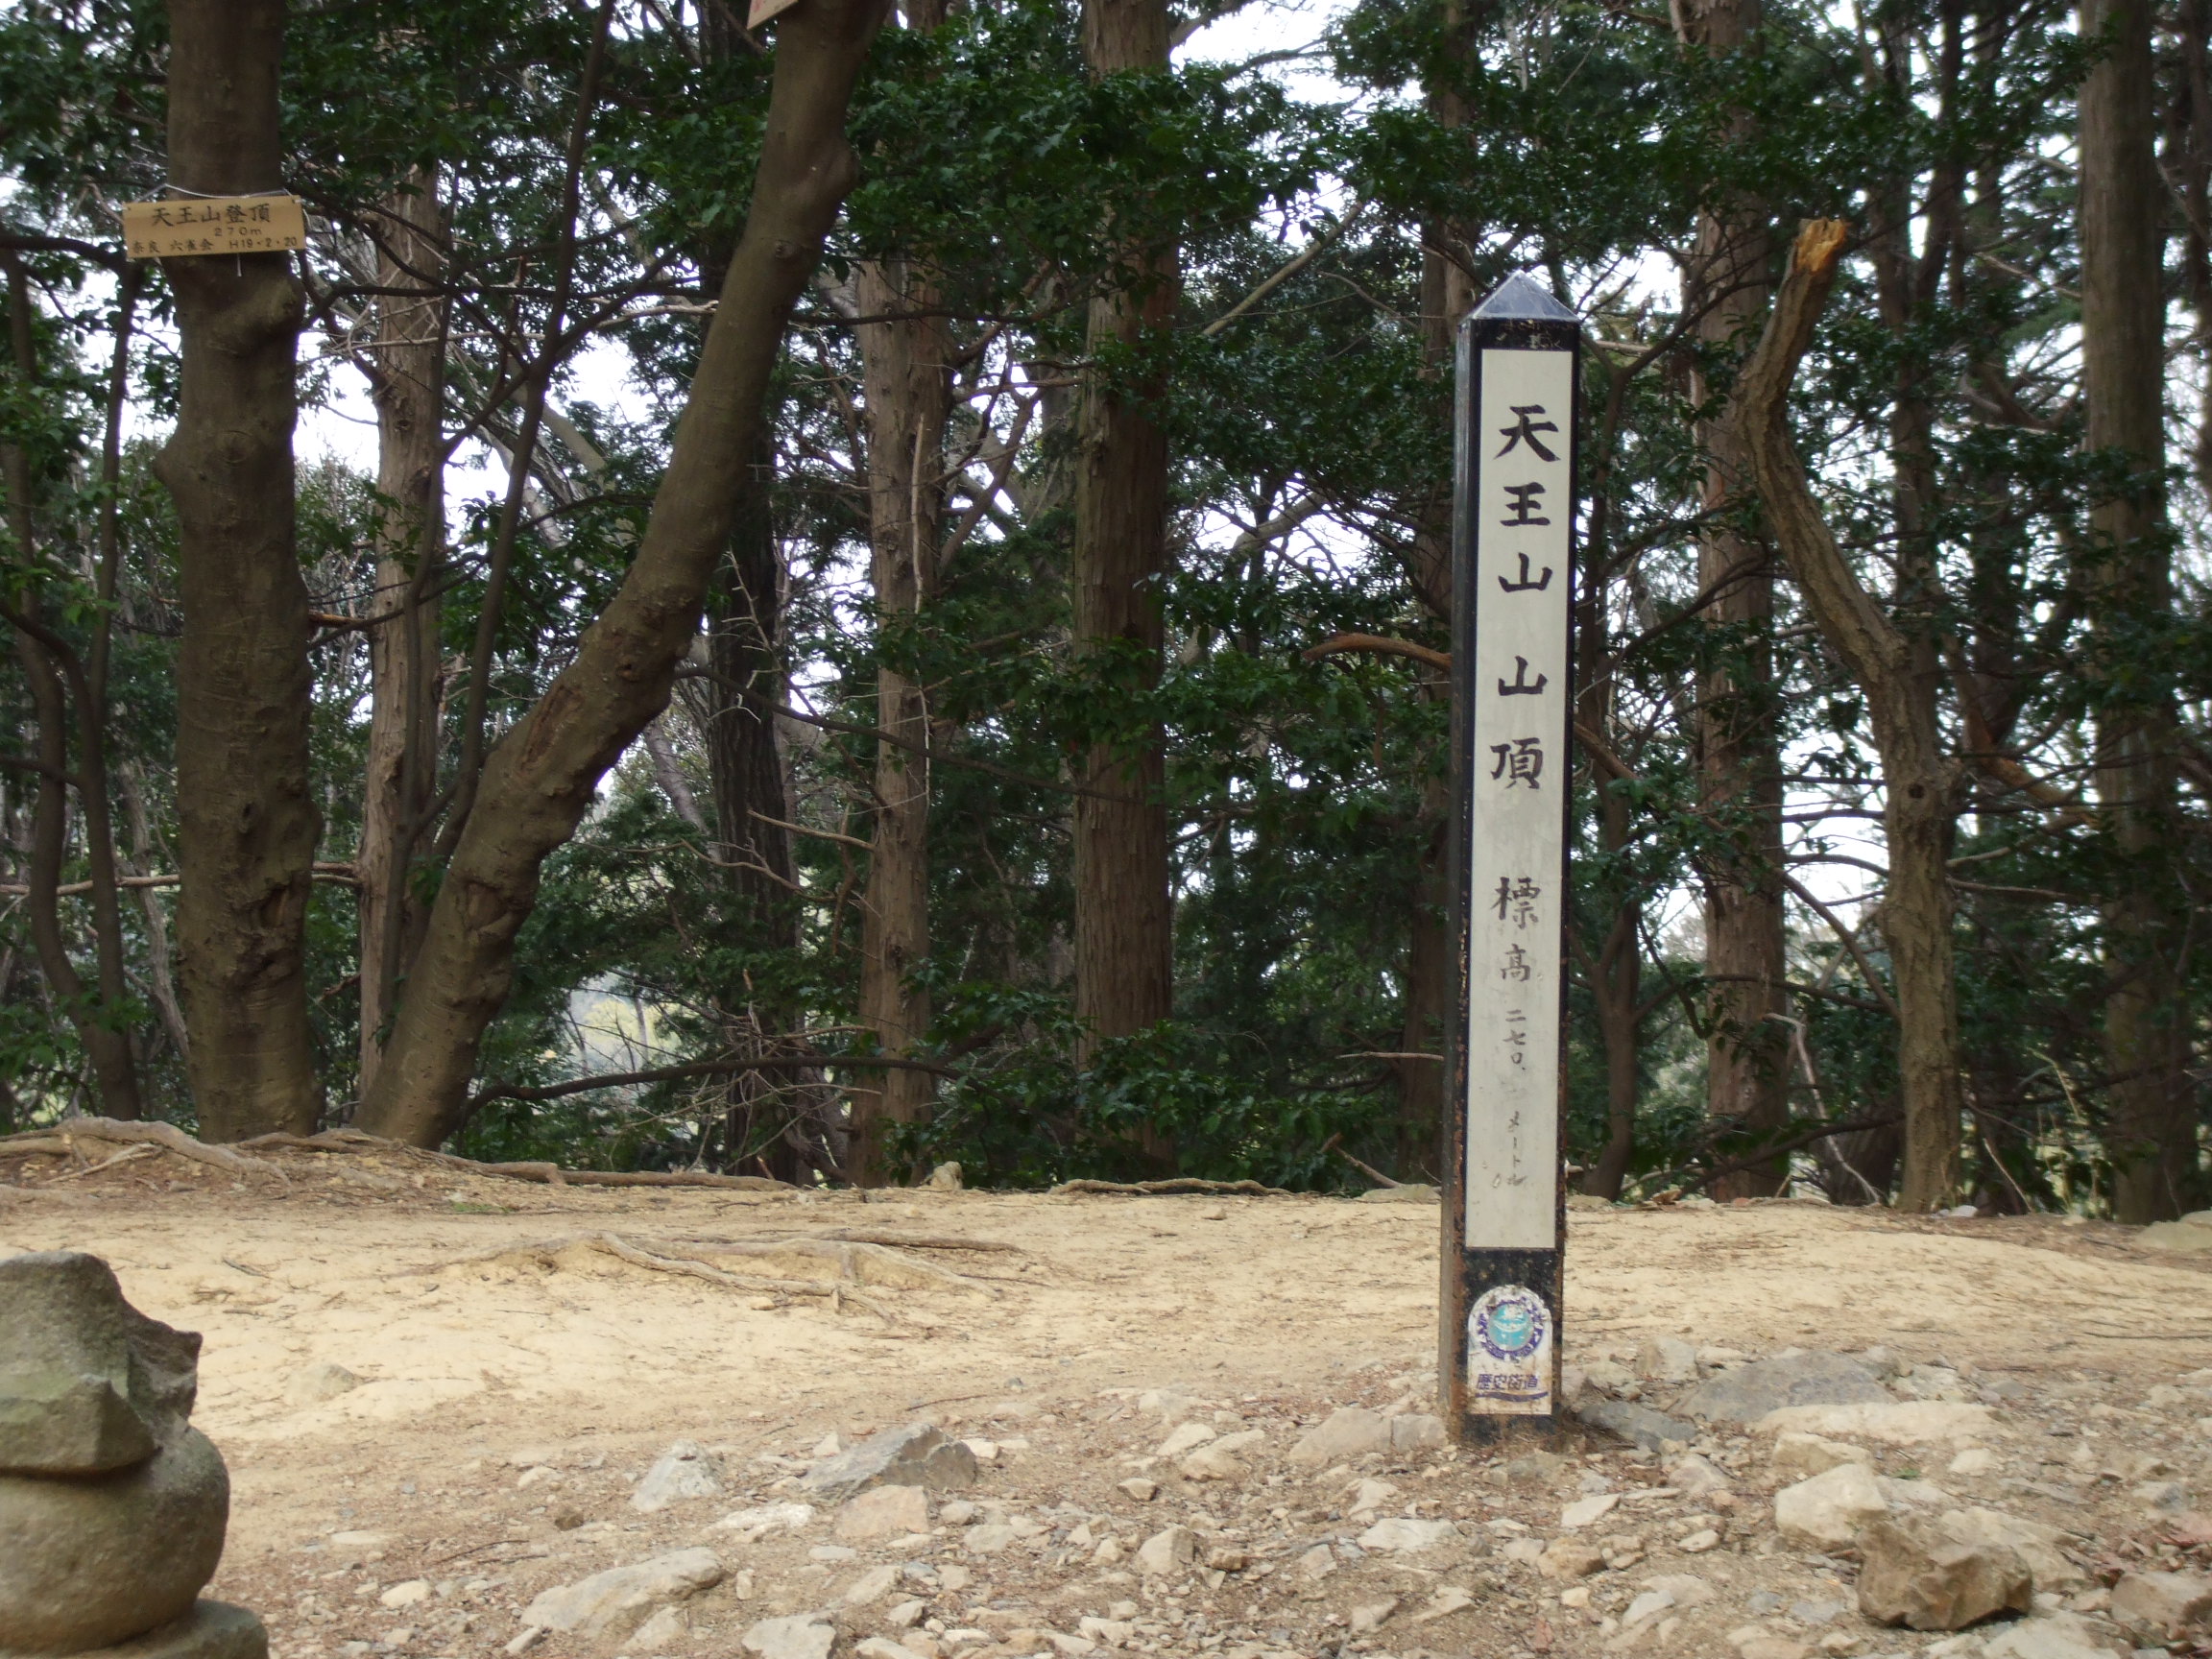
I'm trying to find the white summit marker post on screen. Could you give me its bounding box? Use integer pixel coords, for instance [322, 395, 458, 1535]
[1441, 274, 1578, 1446]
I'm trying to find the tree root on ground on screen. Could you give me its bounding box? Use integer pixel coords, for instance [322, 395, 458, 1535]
[238, 1128, 789, 1190]
[0, 1118, 288, 1184]
[1048, 1177, 1294, 1197]
[393, 1230, 902, 1323]
[668, 1236, 1000, 1296]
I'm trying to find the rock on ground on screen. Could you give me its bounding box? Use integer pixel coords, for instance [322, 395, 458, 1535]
[519, 1548, 726, 1642]
[1773, 1460, 1889, 1550]
[2136, 1212, 2212, 1253]
[2109, 1569, 2212, 1638]
[281, 1362, 361, 1407]
[1771, 1431, 1875, 1480]
[81, 1600, 270, 1659]
[1287, 1407, 1390, 1464]
[800, 1423, 977, 1503]
[1677, 1351, 1891, 1424]
[1353, 1517, 1457, 1551]
[1637, 1335, 1699, 1383]
[834, 1483, 929, 1542]
[1135, 1526, 1198, 1575]
[741, 1616, 836, 1659]
[631, 1440, 722, 1513]
[1757, 1401, 2001, 1445]
[1978, 1609, 2131, 1658]
[1937, 1507, 2085, 1592]
[1855, 1512, 2032, 1631]
[1574, 1397, 1696, 1453]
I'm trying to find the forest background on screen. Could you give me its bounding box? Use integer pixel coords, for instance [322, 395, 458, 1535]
[1, 0, 2206, 1219]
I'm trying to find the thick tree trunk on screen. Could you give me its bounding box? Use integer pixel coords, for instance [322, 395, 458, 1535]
[1682, 0, 1787, 1196]
[149, 0, 319, 1140]
[354, 0, 888, 1146]
[2080, 0, 2198, 1220]
[1072, 0, 1176, 1067]
[853, 257, 951, 1183]
[358, 167, 446, 1098]
[1733, 221, 1964, 1212]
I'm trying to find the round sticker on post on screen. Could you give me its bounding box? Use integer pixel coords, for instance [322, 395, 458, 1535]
[1467, 1285, 1552, 1415]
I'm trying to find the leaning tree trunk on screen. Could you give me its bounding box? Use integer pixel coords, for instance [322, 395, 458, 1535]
[353, 0, 889, 1147]
[1732, 220, 1963, 1212]
[1072, 0, 1176, 1074]
[1682, 0, 1788, 1197]
[853, 253, 952, 1184]
[2080, 0, 2198, 1220]
[151, 0, 322, 1141]
[358, 166, 447, 1098]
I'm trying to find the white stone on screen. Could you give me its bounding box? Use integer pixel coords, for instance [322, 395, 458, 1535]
[1077, 1618, 1134, 1648]
[1644, 1574, 1714, 1607]
[632, 1606, 688, 1652]
[1046, 1635, 1095, 1657]
[1135, 1526, 1198, 1575]
[1677, 1528, 1721, 1553]
[1156, 1422, 1215, 1458]
[716, 1502, 815, 1536]
[843, 1564, 902, 1605]
[1666, 1453, 1731, 1500]
[885, 1601, 926, 1632]
[633, 1442, 723, 1513]
[1348, 1599, 1398, 1634]
[379, 1581, 432, 1609]
[517, 1464, 559, 1490]
[287, 1362, 362, 1405]
[1295, 1543, 1336, 1580]
[836, 1485, 930, 1543]
[1948, 1447, 2000, 1477]
[1355, 1517, 1458, 1552]
[740, 1616, 836, 1659]
[1562, 1493, 1622, 1529]
[1287, 1407, 1392, 1464]
[1771, 1432, 1875, 1480]
[1347, 1477, 1399, 1516]
[1980, 1610, 2128, 1659]
[1772, 1462, 1889, 1550]
[522, 1550, 727, 1641]
[1757, 1402, 2002, 1446]
[965, 1524, 1019, 1554]
[855, 1641, 927, 1659]
[1622, 1589, 1674, 1627]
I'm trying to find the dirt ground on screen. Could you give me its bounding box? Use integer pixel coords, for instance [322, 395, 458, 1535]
[4, 1141, 2210, 1659]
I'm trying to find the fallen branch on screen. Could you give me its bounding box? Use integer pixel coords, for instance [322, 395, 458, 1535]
[1048, 1177, 1295, 1197]
[0, 1118, 287, 1183]
[466, 1050, 955, 1113]
[1318, 1132, 1401, 1189]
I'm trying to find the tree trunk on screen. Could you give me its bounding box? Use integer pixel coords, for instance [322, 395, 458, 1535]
[354, 0, 889, 1147]
[1732, 220, 1964, 1212]
[1682, 0, 1787, 1197]
[853, 254, 951, 1184]
[358, 166, 447, 1098]
[2, 252, 144, 1117]
[150, 0, 320, 1141]
[1072, 0, 1176, 1069]
[2080, 0, 2198, 1220]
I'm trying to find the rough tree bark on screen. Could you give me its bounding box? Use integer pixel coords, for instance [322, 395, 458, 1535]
[150, 0, 321, 1140]
[357, 167, 447, 1097]
[1072, 0, 1176, 1070]
[1682, 0, 1787, 1196]
[2080, 0, 2198, 1220]
[853, 239, 952, 1184]
[1731, 220, 1964, 1212]
[353, 0, 890, 1147]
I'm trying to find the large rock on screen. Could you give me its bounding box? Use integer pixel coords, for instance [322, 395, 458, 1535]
[631, 1441, 722, 1513]
[1677, 1352, 1890, 1425]
[1287, 1407, 1391, 1464]
[520, 1549, 726, 1643]
[2109, 1569, 2212, 1638]
[1756, 1401, 2000, 1445]
[1354, 1518, 1457, 1552]
[1980, 1610, 2131, 1659]
[1772, 1460, 1889, 1551]
[740, 1616, 836, 1659]
[1135, 1527, 1198, 1575]
[1771, 1431, 1873, 1480]
[0, 1252, 199, 1476]
[801, 1424, 976, 1503]
[1936, 1507, 2085, 1592]
[1855, 1512, 2032, 1630]
[1574, 1397, 1696, 1453]
[52, 1602, 268, 1659]
[1637, 1335, 1699, 1383]
[834, 1484, 929, 1542]
[0, 1426, 230, 1653]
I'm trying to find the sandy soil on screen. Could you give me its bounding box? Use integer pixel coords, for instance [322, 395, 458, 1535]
[3, 1142, 2209, 1659]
